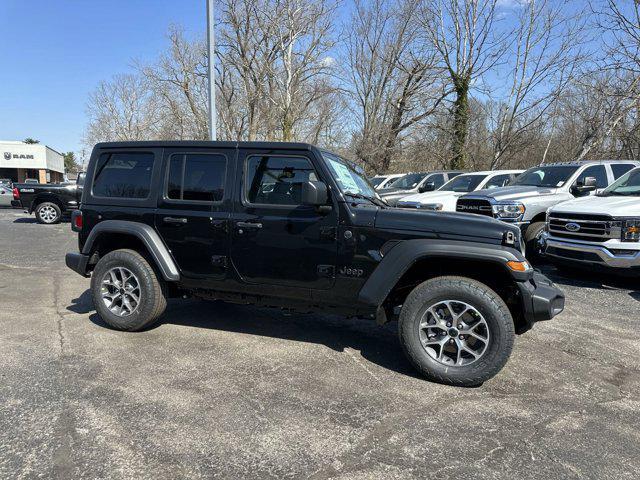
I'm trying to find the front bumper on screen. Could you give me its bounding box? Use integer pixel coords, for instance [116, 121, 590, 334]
[65, 252, 90, 277]
[544, 237, 640, 269]
[517, 271, 565, 331]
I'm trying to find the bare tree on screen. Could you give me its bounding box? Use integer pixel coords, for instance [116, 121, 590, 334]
[217, 0, 281, 140]
[420, 0, 508, 169]
[345, 0, 446, 173]
[84, 73, 159, 145]
[488, 0, 586, 168]
[141, 26, 210, 140]
[265, 0, 339, 141]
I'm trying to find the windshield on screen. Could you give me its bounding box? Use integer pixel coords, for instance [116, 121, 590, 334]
[601, 167, 640, 196]
[439, 174, 488, 193]
[511, 166, 579, 188]
[322, 152, 377, 198]
[388, 172, 428, 190]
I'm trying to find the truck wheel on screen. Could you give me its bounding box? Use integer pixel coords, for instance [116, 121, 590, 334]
[398, 276, 515, 387]
[524, 222, 546, 261]
[90, 249, 167, 331]
[36, 202, 61, 224]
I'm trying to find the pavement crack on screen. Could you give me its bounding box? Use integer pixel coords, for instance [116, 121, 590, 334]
[53, 274, 67, 356]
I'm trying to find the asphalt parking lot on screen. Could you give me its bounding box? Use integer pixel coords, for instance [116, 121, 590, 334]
[1, 207, 639, 479]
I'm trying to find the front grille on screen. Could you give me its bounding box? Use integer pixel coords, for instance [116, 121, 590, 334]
[456, 198, 493, 217]
[547, 212, 621, 243]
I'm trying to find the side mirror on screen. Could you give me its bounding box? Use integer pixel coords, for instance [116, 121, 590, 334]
[418, 182, 436, 193]
[571, 176, 597, 196]
[301, 181, 329, 207]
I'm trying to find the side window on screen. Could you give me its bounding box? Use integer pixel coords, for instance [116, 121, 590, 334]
[576, 165, 608, 188]
[93, 152, 154, 198]
[167, 153, 226, 202]
[612, 164, 636, 180]
[245, 155, 316, 206]
[485, 174, 511, 189]
[429, 174, 445, 188]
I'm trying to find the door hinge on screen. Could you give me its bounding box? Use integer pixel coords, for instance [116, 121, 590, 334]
[211, 255, 228, 268]
[317, 265, 335, 278]
[319, 226, 337, 240]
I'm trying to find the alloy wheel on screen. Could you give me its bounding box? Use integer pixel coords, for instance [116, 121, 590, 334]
[418, 300, 490, 366]
[39, 205, 58, 223]
[100, 267, 141, 317]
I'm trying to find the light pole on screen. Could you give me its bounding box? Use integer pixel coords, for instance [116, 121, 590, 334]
[206, 0, 217, 141]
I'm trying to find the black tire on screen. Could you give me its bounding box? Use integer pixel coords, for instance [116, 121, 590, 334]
[398, 276, 515, 387]
[524, 222, 546, 261]
[90, 249, 167, 331]
[35, 202, 61, 224]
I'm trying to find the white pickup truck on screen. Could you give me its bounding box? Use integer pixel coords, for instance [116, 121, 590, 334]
[543, 166, 640, 275]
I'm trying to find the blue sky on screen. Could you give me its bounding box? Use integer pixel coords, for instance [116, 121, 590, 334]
[0, 0, 595, 158]
[0, 0, 206, 155]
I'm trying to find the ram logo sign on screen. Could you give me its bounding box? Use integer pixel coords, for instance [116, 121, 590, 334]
[3, 152, 34, 160]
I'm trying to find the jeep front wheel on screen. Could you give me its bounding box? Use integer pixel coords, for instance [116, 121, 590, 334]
[398, 276, 515, 387]
[90, 249, 167, 331]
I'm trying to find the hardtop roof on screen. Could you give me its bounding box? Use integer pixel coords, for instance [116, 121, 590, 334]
[94, 140, 317, 150]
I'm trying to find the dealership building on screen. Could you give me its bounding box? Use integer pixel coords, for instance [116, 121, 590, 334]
[0, 140, 65, 183]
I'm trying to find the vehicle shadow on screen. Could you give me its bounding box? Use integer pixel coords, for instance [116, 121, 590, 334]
[80, 294, 421, 380]
[537, 263, 640, 301]
[67, 289, 95, 314]
[13, 217, 70, 224]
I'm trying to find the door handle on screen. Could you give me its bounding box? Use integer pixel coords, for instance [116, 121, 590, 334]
[163, 216, 188, 224]
[236, 221, 262, 229]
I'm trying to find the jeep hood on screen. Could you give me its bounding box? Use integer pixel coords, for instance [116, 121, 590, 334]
[468, 186, 558, 202]
[374, 208, 518, 243]
[551, 194, 640, 216]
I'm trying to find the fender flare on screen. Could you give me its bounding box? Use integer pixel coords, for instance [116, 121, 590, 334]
[358, 239, 529, 308]
[82, 220, 180, 281]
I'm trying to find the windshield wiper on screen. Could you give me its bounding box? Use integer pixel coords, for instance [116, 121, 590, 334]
[344, 191, 388, 207]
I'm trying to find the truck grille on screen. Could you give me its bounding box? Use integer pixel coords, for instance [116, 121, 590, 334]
[456, 198, 493, 217]
[547, 213, 621, 243]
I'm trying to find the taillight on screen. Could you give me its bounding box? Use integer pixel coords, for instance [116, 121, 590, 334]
[71, 210, 83, 232]
[12, 187, 19, 200]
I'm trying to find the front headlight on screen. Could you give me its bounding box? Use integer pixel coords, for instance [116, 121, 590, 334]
[622, 219, 640, 242]
[422, 203, 443, 211]
[492, 202, 525, 220]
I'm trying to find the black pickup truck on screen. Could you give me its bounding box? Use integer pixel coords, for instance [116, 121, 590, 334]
[65, 141, 564, 386]
[12, 173, 85, 224]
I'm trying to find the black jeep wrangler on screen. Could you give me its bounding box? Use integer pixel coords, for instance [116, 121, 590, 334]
[66, 142, 564, 386]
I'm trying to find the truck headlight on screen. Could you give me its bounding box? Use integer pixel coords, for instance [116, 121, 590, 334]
[422, 203, 443, 211]
[622, 219, 640, 242]
[492, 202, 525, 220]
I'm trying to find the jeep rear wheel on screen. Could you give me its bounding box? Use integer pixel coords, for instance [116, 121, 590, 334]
[91, 249, 167, 331]
[399, 276, 515, 387]
[36, 202, 61, 224]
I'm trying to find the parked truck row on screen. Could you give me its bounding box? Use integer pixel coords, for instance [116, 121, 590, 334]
[373, 160, 640, 275]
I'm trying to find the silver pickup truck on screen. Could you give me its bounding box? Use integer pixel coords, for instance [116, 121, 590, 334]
[455, 160, 639, 257]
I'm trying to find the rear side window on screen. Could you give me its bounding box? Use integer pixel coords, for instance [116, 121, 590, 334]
[576, 165, 608, 188]
[93, 152, 154, 198]
[245, 155, 316, 206]
[485, 174, 512, 189]
[612, 164, 636, 180]
[428, 174, 446, 188]
[167, 153, 226, 202]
